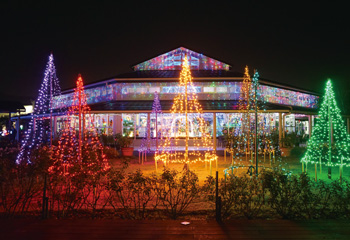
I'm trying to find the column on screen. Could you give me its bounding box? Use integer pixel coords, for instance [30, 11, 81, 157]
[282, 114, 286, 139]
[8, 111, 11, 132]
[347, 118, 350, 134]
[147, 112, 151, 149]
[308, 115, 312, 137]
[133, 114, 137, 147]
[16, 113, 20, 141]
[115, 114, 122, 134]
[53, 116, 57, 139]
[278, 113, 282, 147]
[213, 112, 217, 152]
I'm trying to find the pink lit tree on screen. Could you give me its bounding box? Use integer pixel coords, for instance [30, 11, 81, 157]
[48, 75, 110, 216]
[49, 74, 110, 176]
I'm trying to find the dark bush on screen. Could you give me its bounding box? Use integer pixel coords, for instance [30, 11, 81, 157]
[107, 169, 158, 219]
[154, 168, 200, 219]
[290, 146, 307, 158]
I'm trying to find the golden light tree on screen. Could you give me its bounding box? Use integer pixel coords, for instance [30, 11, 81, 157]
[239, 66, 254, 159]
[155, 57, 217, 169]
[225, 67, 276, 172]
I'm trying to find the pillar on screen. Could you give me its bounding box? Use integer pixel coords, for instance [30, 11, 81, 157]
[54, 116, 57, 136]
[213, 112, 217, 152]
[8, 111, 11, 132]
[115, 114, 122, 134]
[308, 115, 312, 137]
[147, 112, 151, 149]
[278, 113, 282, 147]
[51, 116, 57, 140]
[16, 113, 20, 141]
[282, 114, 286, 139]
[347, 118, 350, 134]
[133, 114, 137, 147]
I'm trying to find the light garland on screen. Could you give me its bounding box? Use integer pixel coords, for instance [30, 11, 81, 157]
[301, 80, 350, 168]
[49, 75, 110, 177]
[55, 81, 319, 109]
[139, 91, 163, 153]
[133, 47, 230, 71]
[16, 53, 61, 164]
[224, 67, 277, 167]
[155, 56, 218, 165]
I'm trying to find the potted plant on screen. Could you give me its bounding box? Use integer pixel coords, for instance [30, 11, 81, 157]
[100, 133, 116, 147]
[115, 133, 134, 157]
[280, 132, 297, 157]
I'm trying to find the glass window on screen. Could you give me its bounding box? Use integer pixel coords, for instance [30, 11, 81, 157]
[157, 113, 213, 138]
[135, 113, 148, 138]
[94, 114, 115, 135]
[122, 114, 134, 137]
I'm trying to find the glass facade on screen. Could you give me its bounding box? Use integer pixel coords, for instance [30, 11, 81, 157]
[216, 113, 279, 136]
[55, 112, 312, 144]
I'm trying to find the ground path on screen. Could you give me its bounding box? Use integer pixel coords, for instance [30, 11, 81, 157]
[1, 219, 349, 239]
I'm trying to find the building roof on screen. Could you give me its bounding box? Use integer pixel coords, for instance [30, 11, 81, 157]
[132, 47, 231, 71]
[60, 47, 320, 97]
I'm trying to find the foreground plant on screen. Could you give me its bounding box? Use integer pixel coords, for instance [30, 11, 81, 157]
[154, 168, 200, 219]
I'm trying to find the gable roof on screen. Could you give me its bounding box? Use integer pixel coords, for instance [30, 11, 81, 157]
[132, 47, 231, 71]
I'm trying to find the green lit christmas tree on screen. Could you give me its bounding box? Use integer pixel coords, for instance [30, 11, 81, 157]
[301, 80, 350, 177]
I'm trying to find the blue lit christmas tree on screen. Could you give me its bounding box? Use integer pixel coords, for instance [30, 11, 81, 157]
[301, 80, 350, 178]
[17, 54, 61, 164]
[139, 91, 163, 163]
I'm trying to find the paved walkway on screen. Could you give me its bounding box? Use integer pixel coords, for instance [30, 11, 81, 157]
[1, 219, 350, 239]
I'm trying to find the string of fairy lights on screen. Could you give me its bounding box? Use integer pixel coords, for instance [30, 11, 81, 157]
[155, 56, 218, 165]
[301, 80, 350, 168]
[49, 75, 110, 177]
[139, 91, 163, 154]
[16, 53, 350, 180]
[16, 54, 61, 164]
[224, 66, 278, 171]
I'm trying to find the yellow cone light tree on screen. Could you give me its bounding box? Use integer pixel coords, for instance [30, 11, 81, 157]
[155, 56, 217, 168]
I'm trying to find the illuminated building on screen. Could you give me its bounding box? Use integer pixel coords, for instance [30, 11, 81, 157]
[17, 47, 350, 152]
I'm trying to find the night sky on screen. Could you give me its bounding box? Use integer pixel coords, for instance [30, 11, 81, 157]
[1, 1, 349, 110]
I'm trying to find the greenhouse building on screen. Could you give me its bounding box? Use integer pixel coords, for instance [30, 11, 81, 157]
[46, 47, 328, 150]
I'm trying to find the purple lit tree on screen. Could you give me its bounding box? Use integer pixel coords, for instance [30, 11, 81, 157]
[16, 54, 61, 164]
[138, 91, 163, 164]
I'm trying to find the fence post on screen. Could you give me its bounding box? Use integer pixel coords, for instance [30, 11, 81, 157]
[42, 173, 48, 219]
[215, 171, 222, 222]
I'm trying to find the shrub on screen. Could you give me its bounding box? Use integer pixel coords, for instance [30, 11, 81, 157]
[103, 146, 119, 159]
[0, 146, 47, 217]
[325, 180, 350, 218]
[203, 174, 267, 220]
[107, 169, 159, 219]
[154, 168, 200, 219]
[223, 175, 266, 219]
[261, 168, 303, 219]
[290, 146, 307, 158]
